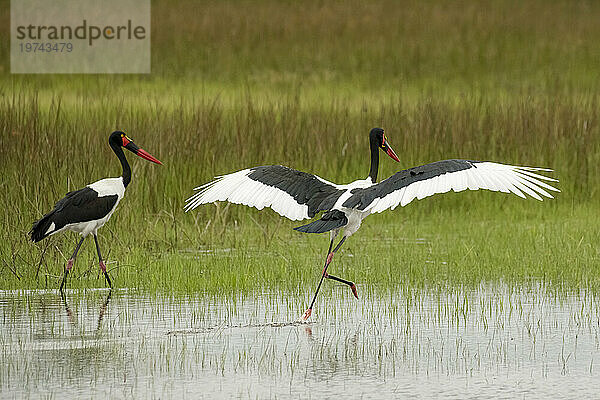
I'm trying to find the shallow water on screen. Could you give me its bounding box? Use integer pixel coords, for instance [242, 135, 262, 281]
[1, 284, 599, 398]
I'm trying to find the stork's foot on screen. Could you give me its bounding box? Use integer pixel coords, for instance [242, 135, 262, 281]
[66, 258, 74, 271]
[300, 308, 312, 322]
[99, 261, 112, 288]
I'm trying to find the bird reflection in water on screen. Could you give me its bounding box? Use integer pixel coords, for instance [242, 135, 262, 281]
[60, 290, 112, 331]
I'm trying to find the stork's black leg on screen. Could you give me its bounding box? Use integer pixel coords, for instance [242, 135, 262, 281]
[59, 237, 85, 292]
[93, 234, 112, 288]
[301, 236, 347, 321]
[322, 236, 357, 299]
[325, 274, 358, 299]
[300, 238, 333, 321]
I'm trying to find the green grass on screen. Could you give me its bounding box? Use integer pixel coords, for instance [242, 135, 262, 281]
[0, 0, 599, 291]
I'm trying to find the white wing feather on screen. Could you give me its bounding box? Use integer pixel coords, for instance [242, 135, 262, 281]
[184, 169, 330, 221]
[367, 162, 559, 213]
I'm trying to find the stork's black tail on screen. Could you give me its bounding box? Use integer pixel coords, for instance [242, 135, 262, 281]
[30, 212, 55, 242]
[294, 210, 348, 234]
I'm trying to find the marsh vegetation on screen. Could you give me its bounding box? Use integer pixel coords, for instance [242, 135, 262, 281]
[0, 0, 599, 396]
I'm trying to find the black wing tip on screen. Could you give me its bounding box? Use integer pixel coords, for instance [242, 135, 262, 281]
[29, 221, 47, 243]
[294, 210, 348, 234]
[293, 225, 311, 233]
[29, 213, 54, 243]
[294, 221, 330, 234]
[30, 231, 45, 243]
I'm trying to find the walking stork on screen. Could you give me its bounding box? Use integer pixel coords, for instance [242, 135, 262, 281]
[30, 131, 162, 291]
[184, 128, 559, 321]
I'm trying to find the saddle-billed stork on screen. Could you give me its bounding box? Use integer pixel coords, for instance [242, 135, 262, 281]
[30, 131, 162, 291]
[185, 128, 559, 321]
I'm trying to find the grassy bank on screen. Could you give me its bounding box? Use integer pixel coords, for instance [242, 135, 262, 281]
[0, 0, 599, 291]
[2, 198, 599, 292]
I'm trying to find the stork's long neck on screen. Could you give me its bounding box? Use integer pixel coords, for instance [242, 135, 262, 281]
[368, 137, 379, 183]
[111, 144, 131, 188]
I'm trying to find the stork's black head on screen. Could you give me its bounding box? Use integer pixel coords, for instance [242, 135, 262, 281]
[369, 128, 400, 162]
[108, 131, 162, 165]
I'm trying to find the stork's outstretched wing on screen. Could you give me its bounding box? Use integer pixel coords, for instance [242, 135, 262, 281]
[343, 160, 559, 213]
[185, 165, 346, 221]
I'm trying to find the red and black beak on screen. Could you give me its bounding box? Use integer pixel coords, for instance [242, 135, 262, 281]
[381, 135, 400, 162]
[122, 136, 162, 165]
